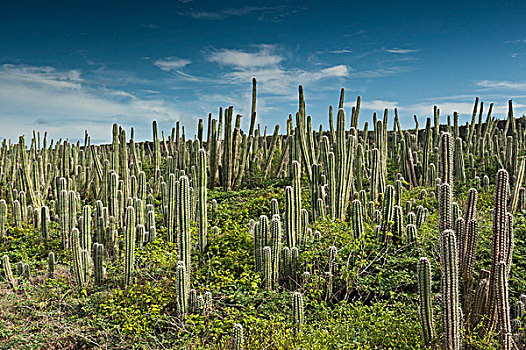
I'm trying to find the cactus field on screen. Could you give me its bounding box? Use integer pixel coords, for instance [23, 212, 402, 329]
[3, 80, 526, 349]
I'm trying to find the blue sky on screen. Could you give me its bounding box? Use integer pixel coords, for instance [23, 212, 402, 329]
[1, 0, 526, 143]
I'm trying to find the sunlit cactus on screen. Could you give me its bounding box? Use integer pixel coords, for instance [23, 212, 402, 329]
[71, 228, 85, 288]
[124, 206, 136, 286]
[441, 230, 460, 350]
[2, 255, 16, 288]
[176, 260, 188, 315]
[93, 242, 104, 284]
[292, 291, 305, 336]
[232, 323, 244, 350]
[417, 257, 435, 346]
[262, 246, 272, 290]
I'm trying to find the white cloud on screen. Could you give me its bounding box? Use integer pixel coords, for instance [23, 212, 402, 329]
[178, 6, 293, 21]
[385, 48, 417, 54]
[0, 64, 193, 143]
[154, 57, 192, 71]
[209, 46, 283, 68]
[207, 45, 350, 98]
[0, 64, 82, 89]
[353, 99, 399, 111]
[477, 80, 526, 90]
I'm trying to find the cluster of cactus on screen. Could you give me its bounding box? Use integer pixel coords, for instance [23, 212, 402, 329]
[417, 166, 519, 348]
[2, 80, 526, 349]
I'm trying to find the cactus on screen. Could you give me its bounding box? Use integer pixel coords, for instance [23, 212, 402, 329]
[13, 200, 22, 228]
[47, 252, 55, 279]
[197, 149, 208, 253]
[124, 206, 136, 286]
[407, 224, 418, 244]
[71, 228, 85, 288]
[0, 199, 6, 240]
[351, 199, 364, 239]
[440, 132, 454, 188]
[486, 169, 510, 332]
[441, 230, 460, 350]
[497, 261, 512, 350]
[284, 186, 296, 248]
[417, 257, 435, 346]
[176, 260, 188, 315]
[392, 205, 404, 244]
[2, 255, 16, 288]
[40, 205, 49, 240]
[232, 323, 244, 350]
[93, 242, 104, 284]
[292, 291, 305, 336]
[262, 246, 272, 290]
[270, 215, 282, 289]
[178, 175, 191, 279]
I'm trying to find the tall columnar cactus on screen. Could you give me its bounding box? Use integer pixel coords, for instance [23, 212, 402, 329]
[438, 183, 453, 237]
[81, 205, 91, 253]
[40, 205, 49, 240]
[270, 215, 282, 289]
[406, 224, 418, 244]
[71, 228, 85, 288]
[262, 246, 272, 290]
[178, 175, 191, 279]
[146, 210, 156, 243]
[176, 260, 188, 315]
[462, 219, 479, 302]
[124, 206, 136, 286]
[47, 252, 55, 279]
[58, 189, 69, 248]
[284, 186, 297, 248]
[292, 291, 305, 336]
[232, 323, 244, 350]
[13, 200, 22, 228]
[0, 199, 6, 240]
[291, 161, 302, 238]
[441, 230, 461, 350]
[327, 151, 336, 219]
[454, 137, 466, 183]
[270, 198, 280, 217]
[440, 132, 454, 188]
[497, 261, 512, 350]
[167, 173, 177, 243]
[2, 255, 16, 288]
[351, 199, 364, 238]
[197, 149, 208, 253]
[382, 185, 394, 240]
[392, 205, 404, 245]
[93, 242, 104, 284]
[486, 169, 510, 332]
[417, 257, 435, 346]
[152, 121, 161, 180]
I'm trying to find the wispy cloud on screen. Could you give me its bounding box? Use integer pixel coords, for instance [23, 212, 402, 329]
[0, 64, 193, 142]
[477, 80, 526, 90]
[0, 64, 82, 89]
[208, 45, 349, 97]
[385, 48, 417, 54]
[154, 57, 192, 71]
[209, 45, 283, 67]
[178, 5, 299, 21]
